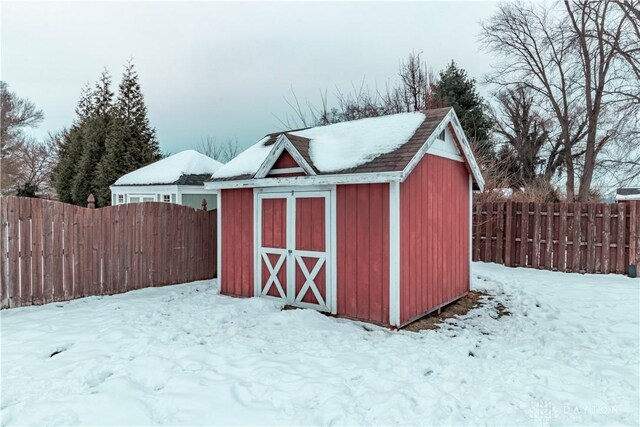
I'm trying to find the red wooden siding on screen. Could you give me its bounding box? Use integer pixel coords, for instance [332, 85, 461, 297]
[336, 183, 390, 324]
[220, 189, 254, 297]
[295, 197, 327, 305]
[272, 151, 299, 169]
[399, 154, 470, 325]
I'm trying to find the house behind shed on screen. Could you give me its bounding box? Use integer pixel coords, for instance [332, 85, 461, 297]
[111, 150, 222, 210]
[206, 108, 484, 327]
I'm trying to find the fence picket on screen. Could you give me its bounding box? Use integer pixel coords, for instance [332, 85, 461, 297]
[587, 204, 595, 273]
[558, 204, 567, 272]
[42, 200, 54, 303]
[617, 203, 626, 274]
[532, 203, 541, 268]
[629, 201, 637, 275]
[504, 202, 513, 267]
[602, 204, 611, 273]
[544, 204, 553, 269]
[1, 198, 9, 308]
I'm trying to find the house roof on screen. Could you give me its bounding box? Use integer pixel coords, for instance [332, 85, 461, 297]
[112, 150, 223, 187]
[209, 107, 484, 189]
[616, 187, 640, 201]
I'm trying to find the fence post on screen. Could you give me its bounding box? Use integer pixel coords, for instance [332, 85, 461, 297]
[87, 194, 96, 209]
[200, 198, 208, 211]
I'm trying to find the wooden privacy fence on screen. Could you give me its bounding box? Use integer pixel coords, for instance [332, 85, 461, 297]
[473, 200, 640, 275]
[0, 196, 217, 308]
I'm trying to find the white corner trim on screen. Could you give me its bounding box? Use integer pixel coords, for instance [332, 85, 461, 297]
[389, 181, 401, 327]
[217, 189, 222, 290]
[468, 174, 473, 290]
[329, 185, 337, 315]
[253, 189, 260, 297]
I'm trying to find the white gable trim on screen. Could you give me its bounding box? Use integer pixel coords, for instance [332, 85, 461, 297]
[268, 167, 305, 175]
[207, 109, 484, 190]
[427, 127, 464, 162]
[254, 135, 316, 179]
[400, 109, 485, 190]
[449, 113, 485, 190]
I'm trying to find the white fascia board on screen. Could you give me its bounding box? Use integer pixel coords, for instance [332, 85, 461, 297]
[449, 113, 485, 190]
[109, 184, 180, 193]
[205, 171, 402, 190]
[616, 194, 640, 201]
[109, 184, 215, 195]
[178, 186, 217, 194]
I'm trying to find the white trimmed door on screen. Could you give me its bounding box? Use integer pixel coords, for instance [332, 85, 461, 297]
[256, 190, 333, 312]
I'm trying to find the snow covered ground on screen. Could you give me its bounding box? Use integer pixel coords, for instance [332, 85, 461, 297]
[1, 263, 638, 426]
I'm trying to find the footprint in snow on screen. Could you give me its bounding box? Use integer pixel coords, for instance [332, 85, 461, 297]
[84, 370, 114, 388]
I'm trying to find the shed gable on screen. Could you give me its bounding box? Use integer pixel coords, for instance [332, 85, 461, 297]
[267, 150, 306, 177]
[427, 127, 463, 162]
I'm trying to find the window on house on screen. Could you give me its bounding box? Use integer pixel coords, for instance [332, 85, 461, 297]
[117, 194, 124, 204]
[163, 194, 171, 203]
[438, 130, 446, 140]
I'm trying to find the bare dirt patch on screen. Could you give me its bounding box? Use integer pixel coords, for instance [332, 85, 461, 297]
[402, 291, 489, 332]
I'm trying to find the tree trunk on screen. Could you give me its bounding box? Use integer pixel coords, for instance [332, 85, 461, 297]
[565, 151, 575, 202]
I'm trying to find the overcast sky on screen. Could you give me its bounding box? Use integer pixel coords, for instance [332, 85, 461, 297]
[2, 1, 499, 156]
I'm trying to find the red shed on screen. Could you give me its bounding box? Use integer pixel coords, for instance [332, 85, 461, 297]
[205, 107, 484, 327]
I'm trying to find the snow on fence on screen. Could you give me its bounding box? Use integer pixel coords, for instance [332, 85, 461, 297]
[472, 200, 640, 275]
[0, 196, 217, 308]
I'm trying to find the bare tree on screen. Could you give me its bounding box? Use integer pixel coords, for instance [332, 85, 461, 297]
[275, 52, 440, 130]
[1, 82, 46, 194]
[492, 86, 557, 187]
[196, 136, 240, 163]
[397, 51, 439, 112]
[482, 0, 639, 201]
[5, 132, 60, 197]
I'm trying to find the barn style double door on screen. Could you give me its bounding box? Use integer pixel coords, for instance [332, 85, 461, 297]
[256, 189, 334, 312]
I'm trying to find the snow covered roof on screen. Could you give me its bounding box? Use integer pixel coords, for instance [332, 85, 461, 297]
[616, 187, 640, 201]
[113, 150, 224, 186]
[209, 107, 484, 189]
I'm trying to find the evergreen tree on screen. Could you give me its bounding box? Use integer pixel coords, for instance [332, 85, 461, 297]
[53, 84, 94, 203]
[95, 60, 160, 206]
[71, 70, 113, 206]
[434, 61, 494, 162]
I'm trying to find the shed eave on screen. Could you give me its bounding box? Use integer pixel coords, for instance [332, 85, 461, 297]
[204, 171, 402, 190]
